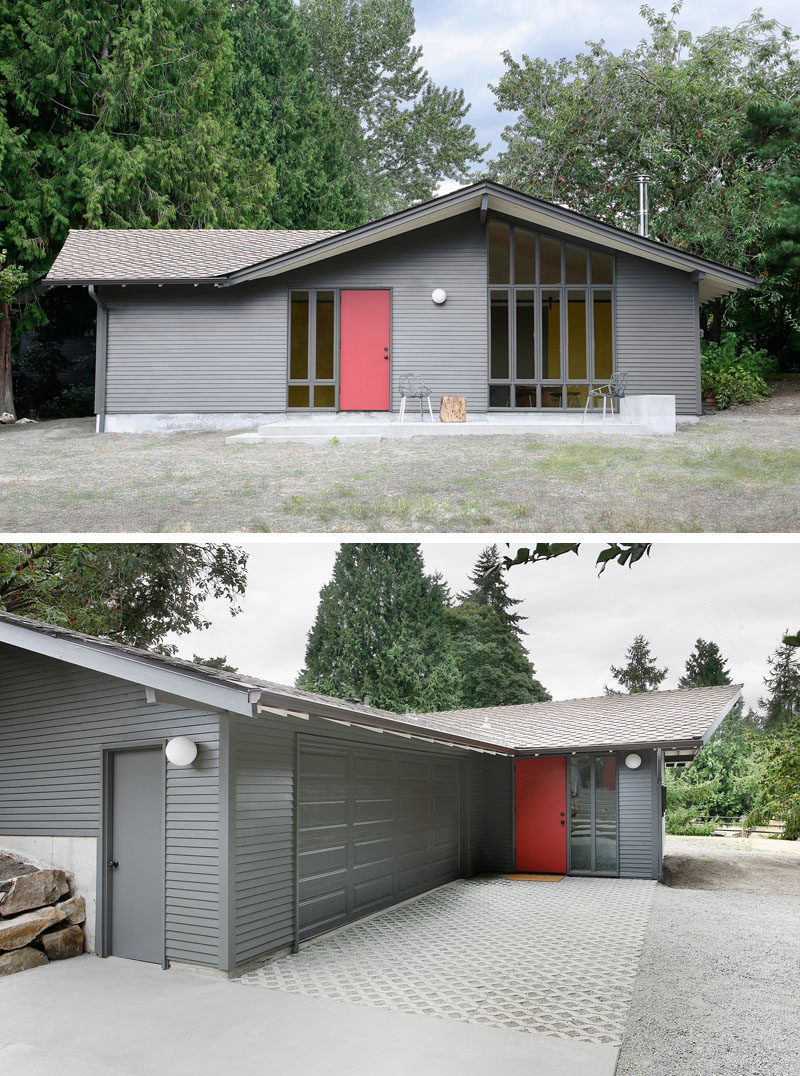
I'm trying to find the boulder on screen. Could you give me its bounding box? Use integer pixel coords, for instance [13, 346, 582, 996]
[0, 905, 66, 950]
[39, 924, 84, 960]
[0, 869, 70, 917]
[56, 895, 86, 925]
[0, 854, 37, 883]
[0, 945, 49, 976]
[0, 412, 15, 424]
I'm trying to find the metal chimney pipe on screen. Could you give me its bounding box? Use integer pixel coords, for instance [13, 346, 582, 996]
[637, 174, 650, 237]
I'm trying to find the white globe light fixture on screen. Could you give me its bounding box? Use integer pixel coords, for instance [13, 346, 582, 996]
[431, 288, 447, 305]
[165, 736, 198, 767]
[624, 752, 642, 770]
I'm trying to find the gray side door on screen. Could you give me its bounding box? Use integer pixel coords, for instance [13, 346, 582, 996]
[298, 740, 460, 941]
[108, 746, 164, 962]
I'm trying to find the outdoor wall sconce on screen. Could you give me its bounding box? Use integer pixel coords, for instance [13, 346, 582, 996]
[624, 752, 642, 769]
[431, 288, 447, 305]
[165, 737, 198, 767]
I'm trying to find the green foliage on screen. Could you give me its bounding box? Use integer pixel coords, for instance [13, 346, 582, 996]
[505, 543, 652, 575]
[299, 0, 486, 214]
[607, 634, 667, 694]
[760, 636, 800, 731]
[679, 638, 732, 689]
[298, 543, 462, 713]
[0, 252, 26, 305]
[0, 544, 248, 652]
[444, 602, 550, 709]
[192, 654, 238, 672]
[700, 333, 773, 409]
[38, 384, 94, 419]
[748, 719, 800, 839]
[664, 770, 718, 835]
[459, 544, 526, 639]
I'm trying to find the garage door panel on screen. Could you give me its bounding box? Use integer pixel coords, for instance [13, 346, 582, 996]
[298, 741, 461, 941]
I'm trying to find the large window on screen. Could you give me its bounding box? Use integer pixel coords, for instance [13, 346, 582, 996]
[487, 222, 615, 409]
[569, 754, 618, 875]
[288, 290, 336, 408]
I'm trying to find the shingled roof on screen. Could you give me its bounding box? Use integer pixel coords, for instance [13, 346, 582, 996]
[46, 227, 342, 283]
[0, 612, 742, 755]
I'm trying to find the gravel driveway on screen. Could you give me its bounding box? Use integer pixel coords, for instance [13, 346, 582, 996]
[1, 385, 799, 532]
[616, 835, 800, 1076]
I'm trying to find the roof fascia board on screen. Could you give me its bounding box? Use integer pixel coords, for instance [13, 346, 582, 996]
[44, 278, 223, 288]
[514, 737, 705, 754]
[0, 620, 258, 717]
[701, 687, 744, 744]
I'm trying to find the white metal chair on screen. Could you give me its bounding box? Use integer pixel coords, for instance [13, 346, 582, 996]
[398, 373, 434, 422]
[582, 371, 631, 423]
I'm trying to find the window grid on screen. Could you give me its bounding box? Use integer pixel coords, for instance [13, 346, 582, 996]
[288, 289, 338, 410]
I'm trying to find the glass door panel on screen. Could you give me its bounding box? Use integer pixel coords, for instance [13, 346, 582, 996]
[515, 290, 535, 380]
[541, 291, 560, 378]
[569, 756, 593, 871]
[490, 291, 510, 379]
[595, 756, 618, 872]
[569, 754, 618, 874]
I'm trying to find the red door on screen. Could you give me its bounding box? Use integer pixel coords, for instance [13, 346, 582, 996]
[515, 757, 567, 873]
[339, 290, 390, 410]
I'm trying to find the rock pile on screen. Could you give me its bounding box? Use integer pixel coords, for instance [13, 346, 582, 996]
[0, 853, 86, 975]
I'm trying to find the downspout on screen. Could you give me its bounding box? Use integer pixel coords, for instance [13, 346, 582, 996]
[88, 285, 108, 433]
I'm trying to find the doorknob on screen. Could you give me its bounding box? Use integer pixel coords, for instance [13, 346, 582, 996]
[107, 859, 119, 869]
[560, 820, 565, 826]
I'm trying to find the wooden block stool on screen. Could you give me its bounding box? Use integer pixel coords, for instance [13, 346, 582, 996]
[439, 395, 466, 423]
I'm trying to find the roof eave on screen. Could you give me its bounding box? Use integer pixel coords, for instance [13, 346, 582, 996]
[43, 277, 226, 288]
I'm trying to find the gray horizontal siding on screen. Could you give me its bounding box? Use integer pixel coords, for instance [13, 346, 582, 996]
[618, 750, 657, 879]
[101, 215, 488, 415]
[104, 283, 287, 413]
[615, 254, 701, 415]
[481, 755, 514, 872]
[0, 643, 221, 967]
[284, 216, 488, 413]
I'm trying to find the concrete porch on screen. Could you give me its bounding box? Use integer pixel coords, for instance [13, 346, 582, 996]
[226, 395, 676, 445]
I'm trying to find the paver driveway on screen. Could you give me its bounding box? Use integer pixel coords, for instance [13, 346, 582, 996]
[239, 875, 657, 1046]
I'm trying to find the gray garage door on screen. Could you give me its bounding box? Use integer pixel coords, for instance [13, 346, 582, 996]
[298, 738, 461, 940]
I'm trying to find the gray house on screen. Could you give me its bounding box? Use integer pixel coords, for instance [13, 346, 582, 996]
[0, 612, 741, 973]
[43, 182, 757, 432]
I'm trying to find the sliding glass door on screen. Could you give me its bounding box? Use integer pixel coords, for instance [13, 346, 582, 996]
[569, 754, 618, 875]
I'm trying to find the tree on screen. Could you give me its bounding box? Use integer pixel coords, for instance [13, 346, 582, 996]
[489, 4, 800, 347]
[298, 543, 461, 713]
[760, 635, 800, 730]
[678, 638, 732, 688]
[444, 602, 550, 709]
[0, 252, 26, 417]
[459, 544, 526, 639]
[298, 0, 486, 214]
[0, 0, 276, 416]
[0, 544, 248, 652]
[749, 717, 800, 839]
[227, 0, 367, 229]
[607, 634, 668, 694]
[192, 654, 238, 672]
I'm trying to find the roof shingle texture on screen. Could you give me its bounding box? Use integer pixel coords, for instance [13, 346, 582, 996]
[46, 228, 342, 282]
[0, 613, 741, 752]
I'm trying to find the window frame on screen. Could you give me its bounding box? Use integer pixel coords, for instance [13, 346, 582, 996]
[486, 221, 616, 410]
[287, 288, 339, 410]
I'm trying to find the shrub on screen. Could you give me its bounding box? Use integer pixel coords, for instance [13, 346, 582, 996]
[38, 384, 95, 419]
[701, 333, 774, 409]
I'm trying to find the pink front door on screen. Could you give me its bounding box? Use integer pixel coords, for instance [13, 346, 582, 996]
[339, 290, 391, 410]
[515, 757, 567, 873]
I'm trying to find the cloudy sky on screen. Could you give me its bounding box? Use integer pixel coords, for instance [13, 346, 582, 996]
[411, 0, 798, 164]
[171, 541, 799, 711]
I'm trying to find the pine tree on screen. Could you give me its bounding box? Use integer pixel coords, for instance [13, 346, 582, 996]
[678, 638, 732, 688]
[760, 635, 800, 731]
[444, 603, 550, 709]
[606, 634, 668, 694]
[459, 545, 526, 639]
[298, 544, 461, 713]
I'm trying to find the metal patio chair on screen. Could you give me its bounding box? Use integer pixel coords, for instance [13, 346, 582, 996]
[582, 371, 631, 424]
[398, 373, 434, 422]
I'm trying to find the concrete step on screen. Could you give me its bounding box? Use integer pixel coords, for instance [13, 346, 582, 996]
[227, 431, 383, 445]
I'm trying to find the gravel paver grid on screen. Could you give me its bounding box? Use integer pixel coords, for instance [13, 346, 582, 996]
[239, 876, 656, 1046]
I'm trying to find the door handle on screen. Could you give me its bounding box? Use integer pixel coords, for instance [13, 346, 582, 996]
[107, 859, 119, 869]
[560, 820, 565, 826]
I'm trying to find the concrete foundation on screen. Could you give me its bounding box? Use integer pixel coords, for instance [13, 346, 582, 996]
[0, 836, 96, 950]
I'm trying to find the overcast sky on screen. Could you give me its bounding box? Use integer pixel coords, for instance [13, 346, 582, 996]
[170, 541, 799, 711]
[411, 0, 798, 166]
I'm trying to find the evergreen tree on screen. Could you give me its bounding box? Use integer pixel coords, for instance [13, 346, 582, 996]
[298, 0, 486, 214]
[760, 635, 800, 730]
[298, 544, 461, 713]
[227, 0, 367, 229]
[444, 603, 550, 709]
[0, 0, 276, 415]
[678, 638, 732, 688]
[459, 545, 526, 639]
[606, 634, 668, 694]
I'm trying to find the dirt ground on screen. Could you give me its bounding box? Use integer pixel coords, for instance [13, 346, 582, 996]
[1, 384, 799, 533]
[662, 833, 800, 896]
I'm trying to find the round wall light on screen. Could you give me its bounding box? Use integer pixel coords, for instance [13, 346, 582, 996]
[431, 288, 447, 305]
[165, 737, 198, 767]
[624, 752, 642, 770]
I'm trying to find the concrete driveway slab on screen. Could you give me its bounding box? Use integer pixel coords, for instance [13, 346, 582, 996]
[240, 876, 656, 1046]
[0, 955, 618, 1076]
